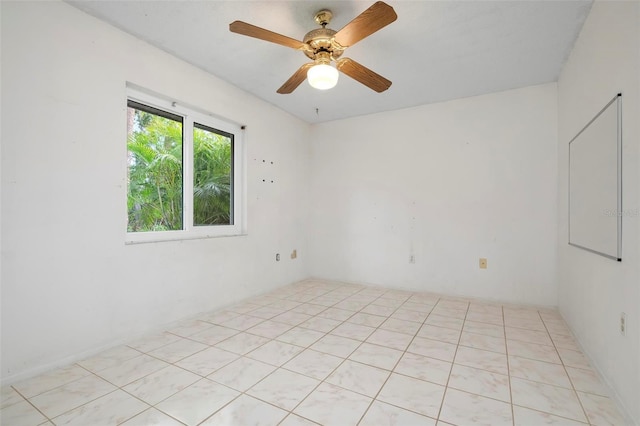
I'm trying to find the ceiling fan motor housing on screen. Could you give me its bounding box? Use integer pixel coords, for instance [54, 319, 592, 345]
[303, 27, 344, 61]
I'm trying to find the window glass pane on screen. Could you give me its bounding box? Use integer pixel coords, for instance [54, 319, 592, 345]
[127, 103, 183, 232]
[193, 123, 233, 226]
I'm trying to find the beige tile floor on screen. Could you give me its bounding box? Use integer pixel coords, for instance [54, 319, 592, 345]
[0, 280, 629, 425]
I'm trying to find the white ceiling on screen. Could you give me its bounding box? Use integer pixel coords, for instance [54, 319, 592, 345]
[67, 0, 592, 124]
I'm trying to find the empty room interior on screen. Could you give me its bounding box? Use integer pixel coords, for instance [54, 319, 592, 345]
[1, 0, 639, 425]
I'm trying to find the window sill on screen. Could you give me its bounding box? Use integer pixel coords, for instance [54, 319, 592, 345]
[125, 231, 248, 245]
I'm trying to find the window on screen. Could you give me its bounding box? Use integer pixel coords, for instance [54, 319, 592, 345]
[126, 88, 244, 243]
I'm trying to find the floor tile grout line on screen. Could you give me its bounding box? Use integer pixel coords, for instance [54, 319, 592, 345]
[119, 336, 274, 415]
[129, 333, 230, 364]
[155, 365, 291, 424]
[434, 299, 470, 423]
[274, 297, 370, 422]
[40, 385, 124, 424]
[9, 362, 96, 402]
[76, 362, 183, 422]
[282, 286, 424, 424]
[355, 295, 442, 425]
[348, 296, 438, 424]
[107, 388, 160, 425]
[502, 307, 594, 424]
[198, 285, 366, 423]
[194, 391, 263, 426]
[507, 363, 604, 392]
[9, 385, 53, 424]
[291, 291, 534, 421]
[283, 286, 407, 422]
[155, 284, 353, 424]
[503, 303, 516, 426]
[120, 376, 197, 419]
[441, 384, 514, 407]
[372, 300, 596, 415]
[456, 334, 509, 356]
[138, 375, 208, 425]
[502, 348, 564, 368]
[277, 412, 321, 426]
[18, 364, 137, 422]
[510, 402, 591, 425]
[538, 309, 593, 425]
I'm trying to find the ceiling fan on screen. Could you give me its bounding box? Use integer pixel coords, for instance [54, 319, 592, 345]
[229, 1, 397, 94]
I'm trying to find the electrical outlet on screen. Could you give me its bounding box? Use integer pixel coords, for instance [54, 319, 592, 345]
[409, 254, 415, 264]
[291, 249, 297, 259]
[620, 312, 626, 336]
[276, 253, 280, 262]
[479, 258, 487, 269]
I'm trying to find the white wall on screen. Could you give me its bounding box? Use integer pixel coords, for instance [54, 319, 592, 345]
[309, 84, 559, 306]
[0, 1, 310, 383]
[557, 1, 640, 423]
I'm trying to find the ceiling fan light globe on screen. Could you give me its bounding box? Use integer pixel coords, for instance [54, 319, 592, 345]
[307, 64, 339, 90]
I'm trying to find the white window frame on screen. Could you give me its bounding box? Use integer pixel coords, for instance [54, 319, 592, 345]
[126, 87, 245, 244]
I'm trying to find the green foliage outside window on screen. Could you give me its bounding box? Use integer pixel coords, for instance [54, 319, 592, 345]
[193, 125, 232, 226]
[127, 107, 231, 232]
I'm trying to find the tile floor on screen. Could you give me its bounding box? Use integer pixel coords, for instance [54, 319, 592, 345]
[0, 280, 629, 426]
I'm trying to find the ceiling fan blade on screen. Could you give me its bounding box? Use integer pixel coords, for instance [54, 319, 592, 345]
[230, 21, 306, 50]
[333, 1, 397, 48]
[277, 63, 314, 94]
[336, 58, 391, 92]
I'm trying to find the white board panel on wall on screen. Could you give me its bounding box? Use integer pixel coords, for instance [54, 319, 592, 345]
[568, 94, 621, 261]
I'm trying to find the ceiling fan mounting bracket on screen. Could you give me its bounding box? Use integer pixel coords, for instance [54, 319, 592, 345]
[314, 9, 333, 27]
